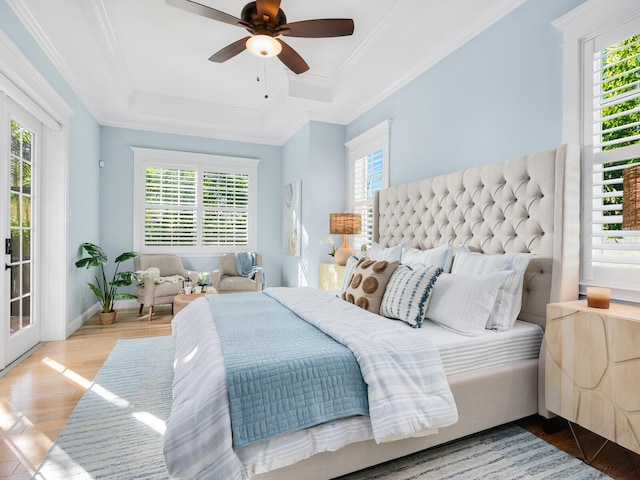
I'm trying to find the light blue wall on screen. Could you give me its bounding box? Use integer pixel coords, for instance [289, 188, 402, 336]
[0, 0, 102, 323]
[347, 0, 586, 185]
[281, 121, 346, 287]
[99, 127, 283, 288]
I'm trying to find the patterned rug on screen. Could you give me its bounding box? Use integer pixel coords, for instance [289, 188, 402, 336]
[34, 336, 610, 480]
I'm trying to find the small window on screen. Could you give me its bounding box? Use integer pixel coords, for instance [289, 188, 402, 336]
[346, 120, 390, 250]
[132, 148, 259, 255]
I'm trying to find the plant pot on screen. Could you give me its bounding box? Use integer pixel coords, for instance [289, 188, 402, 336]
[99, 311, 117, 325]
[193, 286, 203, 294]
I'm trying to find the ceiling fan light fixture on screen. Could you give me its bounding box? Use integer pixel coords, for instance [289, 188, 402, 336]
[246, 35, 282, 58]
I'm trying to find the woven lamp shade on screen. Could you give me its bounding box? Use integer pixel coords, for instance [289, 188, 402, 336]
[329, 213, 362, 235]
[623, 165, 640, 230]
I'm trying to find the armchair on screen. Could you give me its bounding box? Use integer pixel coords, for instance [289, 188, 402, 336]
[212, 253, 263, 293]
[134, 254, 199, 321]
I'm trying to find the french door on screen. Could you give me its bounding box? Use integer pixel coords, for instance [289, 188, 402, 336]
[1, 98, 41, 370]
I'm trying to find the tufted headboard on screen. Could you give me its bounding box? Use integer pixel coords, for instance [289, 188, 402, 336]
[374, 144, 581, 329]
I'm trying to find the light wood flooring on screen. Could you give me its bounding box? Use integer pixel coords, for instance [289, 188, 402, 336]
[1, 306, 640, 479]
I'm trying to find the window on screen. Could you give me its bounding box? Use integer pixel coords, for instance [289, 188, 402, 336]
[345, 120, 390, 250]
[555, 0, 640, 302]
[132, 148, 259, 255]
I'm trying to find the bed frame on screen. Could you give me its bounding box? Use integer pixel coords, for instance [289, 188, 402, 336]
[256, 144, 581, 479]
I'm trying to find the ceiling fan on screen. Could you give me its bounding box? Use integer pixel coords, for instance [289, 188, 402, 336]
[166, 0, 355, 74]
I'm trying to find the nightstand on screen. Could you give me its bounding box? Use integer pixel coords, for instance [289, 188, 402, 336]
[545, 300, 640, 461]
[319, 262, 345, 291]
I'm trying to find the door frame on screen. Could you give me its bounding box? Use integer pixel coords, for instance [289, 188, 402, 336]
[0, 30, 73, 370]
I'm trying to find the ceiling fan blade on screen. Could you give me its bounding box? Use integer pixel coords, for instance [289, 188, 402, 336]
[276, 39, 309, 74]
[208, 37, 251, 63]
[256, 0, 281, 23]
[166, 0, 248, 28]
[279, 19, 354, 38]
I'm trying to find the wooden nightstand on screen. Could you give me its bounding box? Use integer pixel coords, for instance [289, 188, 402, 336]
[545, 300, 640, 461]
[319, 262, 345, 291]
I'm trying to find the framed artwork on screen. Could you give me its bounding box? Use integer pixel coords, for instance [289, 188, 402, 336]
[283, 180, 301, 256]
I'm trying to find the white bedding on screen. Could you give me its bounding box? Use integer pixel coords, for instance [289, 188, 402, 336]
[164, 288, 457, 479]
[420, 320, 543, 376]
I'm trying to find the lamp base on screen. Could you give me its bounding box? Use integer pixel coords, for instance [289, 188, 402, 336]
[334, 246, 356, 266]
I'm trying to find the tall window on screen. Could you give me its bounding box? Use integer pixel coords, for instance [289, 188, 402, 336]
[132, 148, 259, 255]
[556, 1, 640, 302]
[346, 120, 390, 250]
[584, 31, 640, 279]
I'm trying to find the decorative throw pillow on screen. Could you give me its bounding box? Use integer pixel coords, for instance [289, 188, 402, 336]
[368, 242, 405, 263]
[380, 264, 443, 327]
[343, 258, 399, 314]
[425, 271, 512, 335]
[339, 255, 360, 297]
[402, 244, 454, 272]
[451, 247, 531, 331]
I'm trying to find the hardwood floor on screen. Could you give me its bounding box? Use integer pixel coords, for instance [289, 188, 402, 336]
[1, 306, 639, 479]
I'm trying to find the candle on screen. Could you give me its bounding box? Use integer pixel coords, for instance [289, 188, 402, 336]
[587, 287, 611, 309]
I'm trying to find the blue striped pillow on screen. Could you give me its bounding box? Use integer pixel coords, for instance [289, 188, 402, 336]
[380, 265, 443, 327]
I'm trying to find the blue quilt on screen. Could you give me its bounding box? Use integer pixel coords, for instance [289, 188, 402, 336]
[207, 293, 369, 449]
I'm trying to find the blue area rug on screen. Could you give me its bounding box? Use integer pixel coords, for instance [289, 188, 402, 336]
[34, 335, 611, 480]
[34, 336, 175, 480]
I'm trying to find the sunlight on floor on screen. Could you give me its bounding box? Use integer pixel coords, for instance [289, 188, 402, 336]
[0, 401, 53, 476]
[31, 444, 93, 480]
[42, 357, 130, 408]
[132, 411, 166, 435]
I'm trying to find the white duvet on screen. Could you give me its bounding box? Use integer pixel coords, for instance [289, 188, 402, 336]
[164, 287, 457, 479]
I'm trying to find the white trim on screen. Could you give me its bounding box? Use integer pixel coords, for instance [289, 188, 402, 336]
[66, 302, 101, 338]
[132, 147, 260, 255]
[0, 28, 73, 342]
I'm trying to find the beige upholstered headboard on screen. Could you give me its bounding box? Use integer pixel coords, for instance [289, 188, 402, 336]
[374, 144, 581, 329]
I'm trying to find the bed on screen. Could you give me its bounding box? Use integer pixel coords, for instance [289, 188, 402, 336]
[164, 144, 581, 480]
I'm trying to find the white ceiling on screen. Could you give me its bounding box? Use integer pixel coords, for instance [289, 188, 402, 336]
[7, 0, 524, 145]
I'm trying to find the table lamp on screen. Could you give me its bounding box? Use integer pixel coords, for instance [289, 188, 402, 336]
[623, 165, 640, 230]
[330, 213, 362, 266]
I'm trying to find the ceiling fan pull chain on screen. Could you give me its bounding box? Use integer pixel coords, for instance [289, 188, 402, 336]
[263, 59, 269, 99]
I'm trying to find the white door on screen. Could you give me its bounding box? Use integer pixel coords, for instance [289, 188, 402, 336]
[0, 98, 41, 370]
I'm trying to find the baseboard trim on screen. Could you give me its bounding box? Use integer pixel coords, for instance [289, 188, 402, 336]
[66, 302, 101, 338]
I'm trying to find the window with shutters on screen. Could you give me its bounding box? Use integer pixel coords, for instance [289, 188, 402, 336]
[346, 120, 390, 251]
[581, 24, 640, 297]
[132, 147, 259, 255]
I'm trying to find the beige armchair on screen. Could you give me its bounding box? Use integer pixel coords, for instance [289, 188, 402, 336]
[212, 253, 263, 293]
[134, 254, 199, 321]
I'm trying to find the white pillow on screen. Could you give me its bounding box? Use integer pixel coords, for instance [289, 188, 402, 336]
[380, 264, 443, 327]
[425, 271, 511, 335]
[402, 244, 454, 272]
[451, 247, 531, 331]
[369, 242, 405, 262]
[339, 255, 360, 296]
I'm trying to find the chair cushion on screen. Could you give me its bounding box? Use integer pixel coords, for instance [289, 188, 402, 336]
[219, 276, 258, 292]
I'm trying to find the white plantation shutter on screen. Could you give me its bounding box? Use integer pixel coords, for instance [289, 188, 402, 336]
[144, 167, 197, 246]
[133, 148, 259, 254]
[582, 25, 640, 294]
[202, 171, 249, 245]
[346, 120, 390, 251]
[352, 149, 383, 249]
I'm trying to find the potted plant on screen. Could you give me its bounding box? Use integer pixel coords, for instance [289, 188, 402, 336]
[75, 242, 140, 325]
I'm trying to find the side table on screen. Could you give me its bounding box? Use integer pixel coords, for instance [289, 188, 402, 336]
[545, 299, 640, 462]
[319, 262, 345, 290]
[173, 292, 215, 315]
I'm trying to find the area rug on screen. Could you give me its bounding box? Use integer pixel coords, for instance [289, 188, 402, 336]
[34, 336, 175, 480]
[35, 335, 611, 480]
